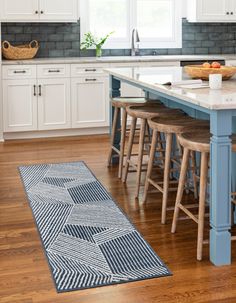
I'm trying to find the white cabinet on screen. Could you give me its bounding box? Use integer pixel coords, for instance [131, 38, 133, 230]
[187, 0, 236, 22]
[2, 64, 71, 133]
[71, 76, 109, 128]
[3, 79, 38, 132]
[37, 78, 71, 130]
[38, 0, 78, 21]
[0, 0, 39, 21]
[0, 0, 78, 22]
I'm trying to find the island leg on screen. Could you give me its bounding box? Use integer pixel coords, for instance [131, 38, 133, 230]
[110, 76, 121, 164]
[210, 110, 232, 266]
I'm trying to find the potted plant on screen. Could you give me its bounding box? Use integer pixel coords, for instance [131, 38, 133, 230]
[80, 32, 114, 57]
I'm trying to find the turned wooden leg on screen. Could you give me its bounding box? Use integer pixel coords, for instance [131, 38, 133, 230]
[143, 129, 158, 203]
[197, 152, 209, 261]
[171, 147, 190, 233]
[191, 150, 199, 199]
[118, 109, 127, 179]
[107, 106, 120, 167]
[135, 119, 147, 198]
[157, 132, 165, 167]
[122, 117, 137, 183]
[161, 133, 173, 224]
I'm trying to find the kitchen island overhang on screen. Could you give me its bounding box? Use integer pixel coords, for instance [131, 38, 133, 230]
[105, 66, 236, 267]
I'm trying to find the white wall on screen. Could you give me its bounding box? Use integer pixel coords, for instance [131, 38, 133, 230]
[182, 0, 187, 18]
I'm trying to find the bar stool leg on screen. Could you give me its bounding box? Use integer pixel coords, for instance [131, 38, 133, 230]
[161, 133, 173, 224]
[107, 106, 120, 167]
[171, 148, 190, 233]
[118, 109, 128, 179]
[143, 129, 158, 203]
[191, 151, 199, 199]
[123, 117, 137, 183]
[197, 152, 209, 261]
[135, 119, 147, 198]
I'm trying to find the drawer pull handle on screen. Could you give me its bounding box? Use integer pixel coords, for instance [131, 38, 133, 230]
[33, 85, 37, 96]
[14, 70, 26, 74]
[85, 69, 97, 72]
[85, 79, 97, 82]
[48, 70, 60, 73]
[39, 85, 42, 96]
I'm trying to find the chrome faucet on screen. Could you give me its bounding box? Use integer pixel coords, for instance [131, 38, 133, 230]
[131, 29, 140, 56]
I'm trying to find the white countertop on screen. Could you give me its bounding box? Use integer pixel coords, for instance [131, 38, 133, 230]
[2, 54, 236, 65]
[105, 66, 236, 110]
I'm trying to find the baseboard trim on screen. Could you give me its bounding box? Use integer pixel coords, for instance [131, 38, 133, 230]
[3, 127, 109, 140]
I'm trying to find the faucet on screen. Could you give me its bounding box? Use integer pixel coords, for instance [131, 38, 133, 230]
[131, 29, 140, 56]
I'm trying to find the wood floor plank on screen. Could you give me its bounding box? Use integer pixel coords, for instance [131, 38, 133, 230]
[0, 135, 236, 303]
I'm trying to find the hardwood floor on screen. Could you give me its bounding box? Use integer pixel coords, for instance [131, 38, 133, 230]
[1, 135, 236, 303]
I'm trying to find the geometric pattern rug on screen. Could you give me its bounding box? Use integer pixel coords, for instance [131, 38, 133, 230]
[19, 161, 171, 292]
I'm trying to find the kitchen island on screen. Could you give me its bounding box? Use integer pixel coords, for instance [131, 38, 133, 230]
[105, 66, 236, 266]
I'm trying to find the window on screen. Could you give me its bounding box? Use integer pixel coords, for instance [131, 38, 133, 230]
[80, 0, 182, 49]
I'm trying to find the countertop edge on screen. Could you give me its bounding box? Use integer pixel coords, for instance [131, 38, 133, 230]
[2, 55, 236, 66]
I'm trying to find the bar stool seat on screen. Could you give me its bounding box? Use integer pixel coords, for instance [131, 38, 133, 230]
[112, 97, 151, 108]
[148, 115, 210, 134]
[171, 130, 236, 261]
[143, 116, 210, 225]
[123, 105, 185, 199]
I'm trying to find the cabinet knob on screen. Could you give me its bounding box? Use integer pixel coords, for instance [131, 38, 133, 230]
[40, 10, 44, 14]
[35, 10, 39, 14]
[231, 12, 234, 15]
[226, 11, 230, 15]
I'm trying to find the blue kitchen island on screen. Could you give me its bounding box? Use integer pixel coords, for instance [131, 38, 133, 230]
[105, 66, 236, 266]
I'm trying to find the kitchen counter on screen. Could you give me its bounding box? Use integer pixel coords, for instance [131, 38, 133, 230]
[106, 66, 236, 267]
[105, 66, 236, 110]
[2, 54, 236, 65]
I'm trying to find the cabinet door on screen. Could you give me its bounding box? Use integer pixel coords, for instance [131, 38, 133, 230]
[37, 78, 71, 130]
[0, 0, 39, 21]
[39, 0, 78, 21]
[197, 0, 230, 21]
[3, 79, 38, 132]
[71, 77, 109, 128]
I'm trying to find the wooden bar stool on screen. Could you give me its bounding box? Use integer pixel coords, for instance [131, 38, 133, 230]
[171, 131, 236, 261]
[107, 97, 161, 179]
[122, 105, 185, 199]
[143, 116, 210, 225]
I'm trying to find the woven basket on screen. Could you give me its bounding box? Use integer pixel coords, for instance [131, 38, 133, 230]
[2, 40, 39, 60]
[184, 65, 236, 80]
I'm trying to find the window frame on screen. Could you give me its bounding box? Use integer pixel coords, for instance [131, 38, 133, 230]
[80, 0, 182, 49]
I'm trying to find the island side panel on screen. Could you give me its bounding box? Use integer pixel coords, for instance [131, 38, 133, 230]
[210, 110, 232, 266]
[110, 75, 121, 164]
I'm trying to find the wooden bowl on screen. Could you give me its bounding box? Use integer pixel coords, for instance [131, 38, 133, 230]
[184, 65, 236, 80]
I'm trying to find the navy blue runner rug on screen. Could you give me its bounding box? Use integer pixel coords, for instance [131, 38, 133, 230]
[19, 161, 171, 292]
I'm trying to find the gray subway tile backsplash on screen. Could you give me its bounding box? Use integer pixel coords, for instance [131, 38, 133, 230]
[1, 18, 236, 58]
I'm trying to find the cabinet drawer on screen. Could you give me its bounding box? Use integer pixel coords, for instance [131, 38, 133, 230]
[2, 65, 36, 80]
[74, 75, 109, 84]
[37, 64, 70, 78]
[71, 64, 109, 77]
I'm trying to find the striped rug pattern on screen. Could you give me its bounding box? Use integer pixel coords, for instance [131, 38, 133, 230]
[19, 162, 171, 292]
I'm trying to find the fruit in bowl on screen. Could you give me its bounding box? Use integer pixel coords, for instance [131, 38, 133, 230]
[202, 61, 221, 69]
[202, 62, 211, 68]
[211, 61, 221, 68]
[185, 63, 236, 80]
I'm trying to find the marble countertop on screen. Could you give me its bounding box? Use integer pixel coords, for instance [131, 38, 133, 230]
[2, 54, 236, 65]
[105, 66, 236, 110]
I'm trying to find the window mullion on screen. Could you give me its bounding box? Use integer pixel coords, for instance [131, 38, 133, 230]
[130, 0, 137, 31]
